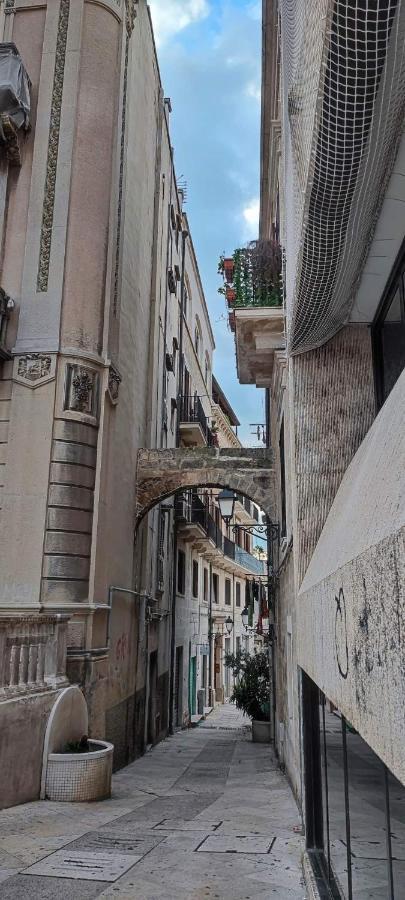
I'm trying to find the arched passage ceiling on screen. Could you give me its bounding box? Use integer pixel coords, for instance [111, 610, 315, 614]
[136, 447, 275, 527]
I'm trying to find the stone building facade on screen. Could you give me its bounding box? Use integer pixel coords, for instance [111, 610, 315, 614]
[0, 0, 240, 806]
[231, 1, 405, 896]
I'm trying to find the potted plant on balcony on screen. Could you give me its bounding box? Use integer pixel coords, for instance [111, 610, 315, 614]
[218, 254, 234, 282]
[225, 286, 236, 308]
[224, 648, 271, 742]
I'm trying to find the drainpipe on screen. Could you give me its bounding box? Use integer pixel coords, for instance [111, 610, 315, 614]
[169, 226, 189, 733]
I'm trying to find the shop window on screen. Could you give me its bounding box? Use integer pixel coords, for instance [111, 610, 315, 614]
[225, 578, 231, 606]
[192, 559, 199, 598]
[177, 549, 186, 595]
[302, 671, 405, 899]
[374, 274, 405, 408]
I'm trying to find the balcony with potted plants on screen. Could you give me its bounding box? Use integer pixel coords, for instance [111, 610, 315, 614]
[218, 240, 285, 386]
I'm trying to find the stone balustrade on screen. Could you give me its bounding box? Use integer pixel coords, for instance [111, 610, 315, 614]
[0, 615, 70, 699]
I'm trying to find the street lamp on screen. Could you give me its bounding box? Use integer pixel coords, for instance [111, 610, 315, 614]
[225, 616, 233, 635]
[217, 489, 236, 526]
[241, 606, 249, 630]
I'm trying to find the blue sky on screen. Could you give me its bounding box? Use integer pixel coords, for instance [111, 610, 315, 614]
[148, 0, 265, 446]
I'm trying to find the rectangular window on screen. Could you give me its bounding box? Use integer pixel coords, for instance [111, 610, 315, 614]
[203, 568, 208, 604]
[235, 582, 241, 608]
[374, 270, 405, 407]
[212, 573, 219, 603]
[279, 418, 287, 538]
[177, 549, 185, 594]
[225, 578, 231, 606]
[192, 559, 199, 598]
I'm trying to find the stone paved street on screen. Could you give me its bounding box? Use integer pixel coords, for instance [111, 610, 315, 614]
[0, 705, 305, 899]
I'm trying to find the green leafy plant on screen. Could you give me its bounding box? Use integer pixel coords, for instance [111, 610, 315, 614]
[218, 240, 282, 308]
[224, 649, 270, 722]
[62, 735, 91, 754]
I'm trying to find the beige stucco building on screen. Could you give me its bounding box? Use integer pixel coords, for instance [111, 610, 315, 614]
[0, 0, 246, 807]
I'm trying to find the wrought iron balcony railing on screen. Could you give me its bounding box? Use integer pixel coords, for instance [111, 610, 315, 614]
[179, 395, 215, 446]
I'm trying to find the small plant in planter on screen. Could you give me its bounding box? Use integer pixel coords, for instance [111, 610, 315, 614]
[62, 735, 90, 754]
[224, 649, 271, 741]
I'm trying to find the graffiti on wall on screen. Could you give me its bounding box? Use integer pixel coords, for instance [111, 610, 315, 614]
[335, 587, 349, 679]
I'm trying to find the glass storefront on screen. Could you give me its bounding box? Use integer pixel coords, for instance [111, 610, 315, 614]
[304, 675, 405, 899]
[373, 258, 405, 408]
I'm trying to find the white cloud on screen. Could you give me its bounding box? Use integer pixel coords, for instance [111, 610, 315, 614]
[245, 79, 261, 102]
[148, 0, 210, 47]
[248, 1, 262, 20]
[242, 197, 260, 238]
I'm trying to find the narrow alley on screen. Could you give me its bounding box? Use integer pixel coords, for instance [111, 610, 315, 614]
[0, 705, 305, 899]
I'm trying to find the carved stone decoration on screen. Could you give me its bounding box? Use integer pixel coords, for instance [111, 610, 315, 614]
[64, 363, 99, 419]
[125, 0, 138, 36]
[4, 0, 16, 15]
[14, 353, 56, 389]
[37, 0, 70, 293]
[108, 364, 121, 405]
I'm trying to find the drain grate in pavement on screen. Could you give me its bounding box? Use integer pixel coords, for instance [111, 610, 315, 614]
[196, 834, 275, 854]
[23, 849, 141, 882]
[66, 830, 165, 855]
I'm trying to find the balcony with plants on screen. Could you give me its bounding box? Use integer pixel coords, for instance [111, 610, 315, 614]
[218, 240, 285, 385]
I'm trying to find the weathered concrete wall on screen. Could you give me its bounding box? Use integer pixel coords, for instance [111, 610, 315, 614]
[0, 691, 60, 809]
[291, 325, 375, 587]
[297, 368, 405, 783]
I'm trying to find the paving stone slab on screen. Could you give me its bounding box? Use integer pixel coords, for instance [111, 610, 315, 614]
[0, 874, 107, 898]
[196, 833, 275, 854]
[153, 818, 221, 832]
[23, 849, 142, 882]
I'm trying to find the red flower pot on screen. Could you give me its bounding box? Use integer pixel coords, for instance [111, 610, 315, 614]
[226, 286, 236, 308]
[223, 258, 234, 282]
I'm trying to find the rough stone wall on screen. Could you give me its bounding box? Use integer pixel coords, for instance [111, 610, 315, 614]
[291, 325, 375, 587]
[274, 549, 301, 804]
[136, 447, 275, 523]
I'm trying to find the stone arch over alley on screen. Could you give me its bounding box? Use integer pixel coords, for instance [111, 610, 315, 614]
[135, 447, 275, 526]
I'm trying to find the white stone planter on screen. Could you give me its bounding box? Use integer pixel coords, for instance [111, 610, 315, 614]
[45, 740, 113, 802]
[252, 720, 272, 743]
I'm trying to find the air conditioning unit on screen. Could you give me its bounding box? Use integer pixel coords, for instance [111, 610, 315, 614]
[168, 268, 176, 294]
